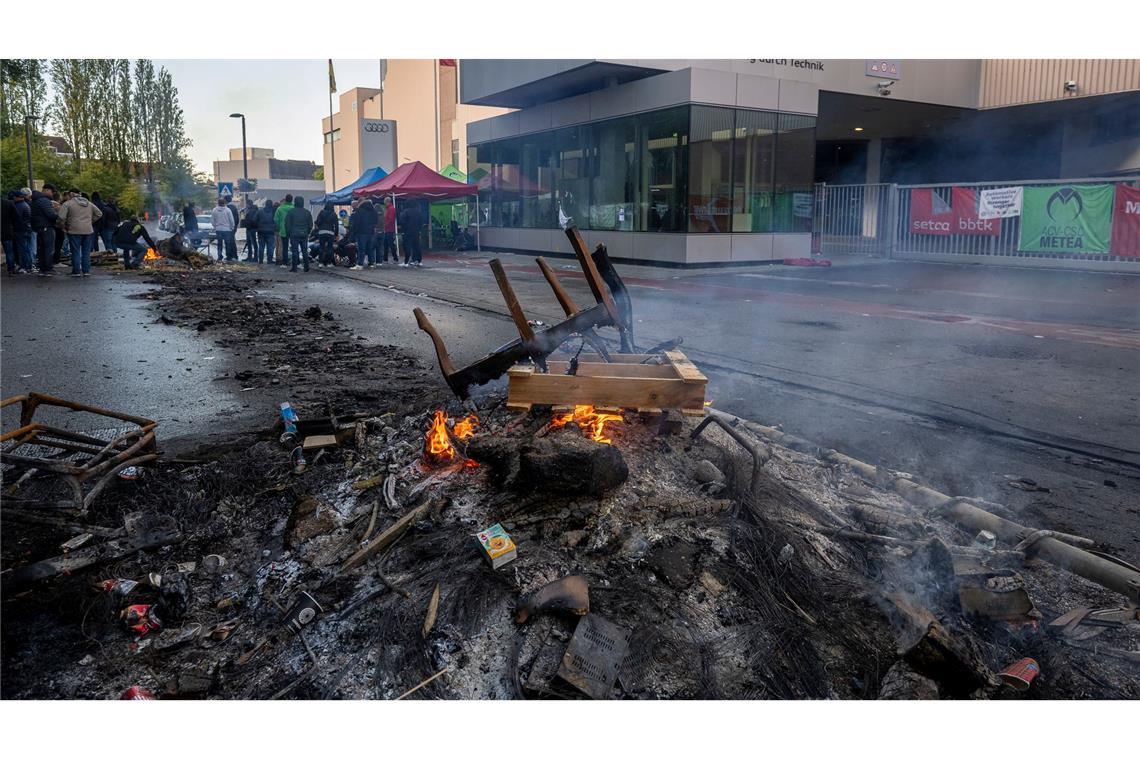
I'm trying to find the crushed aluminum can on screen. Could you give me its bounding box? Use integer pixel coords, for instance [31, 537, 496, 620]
[122, 604, 162, 636]
[998, 657, 1041, 691]
[281, 591, 323, 635]
[99, 578, 140, 597]
[118, 466, 142, 481]
[120, 685, 155, 700]
[280, 402, 300, 445]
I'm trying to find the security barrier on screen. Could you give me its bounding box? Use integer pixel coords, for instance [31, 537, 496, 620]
[814, 177, 1140, 270]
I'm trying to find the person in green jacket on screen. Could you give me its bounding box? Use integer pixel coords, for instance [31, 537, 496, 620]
[273, 194, 293, 266]
[283, 196, 314, 272]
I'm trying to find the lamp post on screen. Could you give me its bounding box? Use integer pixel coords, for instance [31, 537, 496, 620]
[24, 115, 37, 189]
[229, 113, 247, 194]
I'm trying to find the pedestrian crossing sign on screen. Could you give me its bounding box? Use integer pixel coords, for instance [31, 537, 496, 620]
[217, 182, 234, 197]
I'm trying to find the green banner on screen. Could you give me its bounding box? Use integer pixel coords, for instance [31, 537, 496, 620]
[1018, 183, 1114, 254]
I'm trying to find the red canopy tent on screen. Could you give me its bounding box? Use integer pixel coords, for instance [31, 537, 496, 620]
[352, 160, 476, 199]
[352, 160, 480, 254]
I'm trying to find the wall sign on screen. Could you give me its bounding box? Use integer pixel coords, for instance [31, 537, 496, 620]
[865, 60, 901, 80]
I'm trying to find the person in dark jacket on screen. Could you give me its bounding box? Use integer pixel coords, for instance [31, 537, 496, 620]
[256, 200, 277, 264]
[241, 198, 259, 261]
[283, 196, 314, 272]
[12, 189, 34, 272]
[182, 203, 198, 233]
[30, 184, 58, 275]
[90, 192, 108, 252]
[100, 198, 121, 252]
[113, 216, 158, 270]
[399, 200, 423, 267]
[349, 198, 378, 270]
[314, 201, 338, 267]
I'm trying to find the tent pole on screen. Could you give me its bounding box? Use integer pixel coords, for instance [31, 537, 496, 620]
[476, 194, 481, 253]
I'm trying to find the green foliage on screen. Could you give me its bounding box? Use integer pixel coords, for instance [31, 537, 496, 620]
[73, 161, 131, 200]
[1, 133, 74, 190]
[1, 60, 48, 139]
[313, 166, 324, 181]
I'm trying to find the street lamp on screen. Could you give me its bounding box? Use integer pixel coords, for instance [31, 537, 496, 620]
[24, 115, 37, 189]
[229, 113, 247, 193]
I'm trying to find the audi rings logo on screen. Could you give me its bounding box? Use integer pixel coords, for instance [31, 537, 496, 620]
[363, 122, 390, 133]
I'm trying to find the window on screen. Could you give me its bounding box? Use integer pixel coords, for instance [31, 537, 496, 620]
[773, 113, 816, 232]
[688, 106, 735, 232]
[637, 106, 688, 231]
[732, 109, 777, 232]
[587, 116, 636, 231]
[553, 126, 590, 229]
[520, 131, 554, 228]
[451, 139, 459, 170]
[324, 129, 341, 144]
[493, 138, 521, 227]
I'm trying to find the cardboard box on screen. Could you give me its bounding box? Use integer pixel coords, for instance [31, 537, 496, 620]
[476, 523, 517, 569]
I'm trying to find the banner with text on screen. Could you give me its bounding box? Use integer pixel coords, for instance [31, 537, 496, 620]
[978, 186, 1023, 219]
[1018, 184, 1113, 254]
[1110, 184, 1140, 257]
[909, 187, 1000, 236]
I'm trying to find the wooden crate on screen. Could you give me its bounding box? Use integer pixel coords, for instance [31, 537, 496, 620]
[506, 350, 706, 415]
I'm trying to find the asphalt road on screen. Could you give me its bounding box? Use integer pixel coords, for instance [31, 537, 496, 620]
[2, 249, 1137, 555]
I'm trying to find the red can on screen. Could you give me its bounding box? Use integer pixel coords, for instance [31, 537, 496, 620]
[120, 686, 155, 700]
[998, 657, 1041, 691]
[121, 604, 162, 636]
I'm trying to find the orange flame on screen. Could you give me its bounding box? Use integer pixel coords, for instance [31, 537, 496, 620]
[143, 247, 161, 261]
[550, 405, 623, 444]
[453, 414, 479, 439]
[423, 410, 480, 466]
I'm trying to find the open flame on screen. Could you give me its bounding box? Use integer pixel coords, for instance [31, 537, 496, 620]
[423, 410, 480, 466]
[550, 405, 623, 444]
[143, 247, 162, 262]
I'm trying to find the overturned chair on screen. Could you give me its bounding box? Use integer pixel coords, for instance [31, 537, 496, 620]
[1, 393, 158, 514]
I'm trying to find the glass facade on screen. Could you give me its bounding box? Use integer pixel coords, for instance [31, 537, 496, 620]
[469, 105, 815, 234]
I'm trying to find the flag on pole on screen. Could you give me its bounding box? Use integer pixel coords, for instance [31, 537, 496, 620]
[328, 59, 336, 93]
[439, 59, 457, 67]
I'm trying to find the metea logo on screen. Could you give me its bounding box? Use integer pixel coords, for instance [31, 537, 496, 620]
[1046, 186, 1083, 223]
[363, 121, 390, 133]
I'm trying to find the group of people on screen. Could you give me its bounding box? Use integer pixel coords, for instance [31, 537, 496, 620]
[2, 183, 157, 276]
[179, 192, 427, 273]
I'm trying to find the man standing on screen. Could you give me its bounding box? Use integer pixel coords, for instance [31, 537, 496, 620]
[30, 184, 58, 275]
[284, 196, 313, 272]
[211, 197, 237, 260]
[59, 188, 103, 276]
[314, 201, 338, 267]
[400, 200, 423, 267]
[2, 192, 14, 275]
[13, 189, 34, 273]
[349, 198, 377, 270]
[256, 199, 277, 264]
[241, 197, 259, 261]
[274, 194, 294, 267]
[90, 192, 109, 251]
[99, 197, 121, 252]
[113, 215, 158, 270]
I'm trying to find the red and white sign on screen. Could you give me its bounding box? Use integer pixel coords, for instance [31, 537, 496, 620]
[1110, 184, 1140, 257]
[909, 187, 1000, 236]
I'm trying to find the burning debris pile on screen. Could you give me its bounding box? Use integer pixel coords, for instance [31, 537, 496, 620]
[3, 257, 1137, 702]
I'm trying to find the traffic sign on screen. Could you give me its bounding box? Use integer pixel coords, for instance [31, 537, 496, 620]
[217, 182, 234, 197]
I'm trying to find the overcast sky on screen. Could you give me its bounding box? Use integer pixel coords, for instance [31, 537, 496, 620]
[155, 60, 386, 174]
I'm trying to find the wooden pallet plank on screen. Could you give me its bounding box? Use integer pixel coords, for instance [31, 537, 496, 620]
[664, 350, 706, 384]
[509, 373, 705, 411]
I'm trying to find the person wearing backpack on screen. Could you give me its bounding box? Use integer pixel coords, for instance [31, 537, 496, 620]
[314, 201, 338, 267]
[113, 216, 157, 270]
[241, 197, 259, 261]
[273, 194, 294, 267]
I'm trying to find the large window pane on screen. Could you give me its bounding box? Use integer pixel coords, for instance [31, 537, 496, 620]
[553, 126, 590, 230]
[637, 106, 688, 231]
[773, 114, 816, 233]
[520, 131, 554, 228]
[493, 138, 521, 227]
[468, 144, 493, 228]
[587, 117, 636, 231]
[733, 109, 777, 232]
[688, 106, 735, 233]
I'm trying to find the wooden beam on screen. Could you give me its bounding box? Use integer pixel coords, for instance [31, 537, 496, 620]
[535, 257, 579, 316]
[413, 308, 458, 378]
[489, 259, 535, 343]
[341, 500, 431, 573]
[665, 350, 707, 384]
[565, 227, 619, 324]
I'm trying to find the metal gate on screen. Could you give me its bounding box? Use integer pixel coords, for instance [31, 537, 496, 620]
[812, 183, 895, 256]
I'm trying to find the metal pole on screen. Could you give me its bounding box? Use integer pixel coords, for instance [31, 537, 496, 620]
[240, 115, 248, 192]
[475, 194, 481, 253]
[24, 116, 35, 189]
[391, 192, 400, 260]
[329, 90, 337, 193]
[433, 59, 441, 171]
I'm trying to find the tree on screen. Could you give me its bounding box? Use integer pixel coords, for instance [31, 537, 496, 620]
[0, 60, 48, 138]
[0, 133, 74, 189]
[49, 59, 98, 173]
[313, 167, 325, 181]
